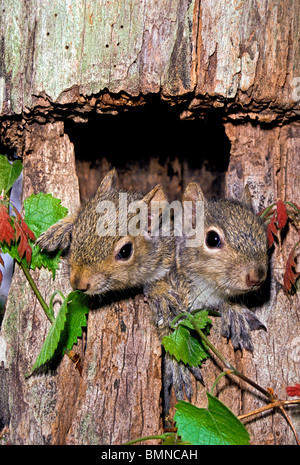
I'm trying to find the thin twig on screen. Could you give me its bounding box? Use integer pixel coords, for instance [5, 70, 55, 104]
[20, 261, 54, 324]
[238, 399, 300, 420]
[279, 405, 300, 445]
[186, 313, 274, 401]
[238, 399, 300, 445]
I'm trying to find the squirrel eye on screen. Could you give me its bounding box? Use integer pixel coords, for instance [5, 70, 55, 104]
[116, 242, 133, 261]
[205, 230, 223, 249]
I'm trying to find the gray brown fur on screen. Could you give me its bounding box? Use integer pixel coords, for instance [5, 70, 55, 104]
[36, 172, 269, 411]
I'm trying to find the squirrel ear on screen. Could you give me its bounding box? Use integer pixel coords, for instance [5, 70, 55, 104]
[97, 168, 117, 195]
[241, 184, 254, 210]
[182, 182, 206, 230]
[182, 182, 207, 204]
[141, 184, 167, 236]
[142, 184, 167, 205]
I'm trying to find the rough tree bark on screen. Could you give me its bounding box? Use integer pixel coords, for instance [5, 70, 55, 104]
[0, 0, 299, 445]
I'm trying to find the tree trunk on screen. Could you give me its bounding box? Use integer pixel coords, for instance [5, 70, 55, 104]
[0, 0, 299, 445]
[186, 121, 300, 445]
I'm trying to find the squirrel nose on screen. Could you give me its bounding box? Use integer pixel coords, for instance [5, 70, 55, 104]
[70, 272, 91, 292]
[74, 282, 91, 292]
[246, 267, 266, 288]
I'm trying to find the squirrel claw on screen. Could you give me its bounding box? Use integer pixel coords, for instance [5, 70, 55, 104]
[221, 307, 256, 352]
[221, 306, 266, 352]
[162, 351, 204, 416]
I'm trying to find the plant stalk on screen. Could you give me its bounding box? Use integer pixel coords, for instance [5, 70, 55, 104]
[187, 313, 273, 402]
[20, 262, 54, 324]
[124, 434, 169, 445]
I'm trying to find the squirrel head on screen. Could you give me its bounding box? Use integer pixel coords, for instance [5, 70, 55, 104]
[37, 169, 174, 295]
[180, 182, 269, 300]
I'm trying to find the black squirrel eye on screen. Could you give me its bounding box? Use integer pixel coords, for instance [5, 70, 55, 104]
[116, 242, 133, 260]
[205, 230, 222, 248]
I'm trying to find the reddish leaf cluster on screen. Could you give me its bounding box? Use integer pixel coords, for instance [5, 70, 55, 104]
[259, 200, 299, 295]
[0, 203, 15, 246]
[0, 202, 36, 285]
[13, 206, 36, 264]
[263, 200, 289, 247]
[0, 254, 3, 288]
[286, 383, 300, 397]
[284, 244, 300, 296]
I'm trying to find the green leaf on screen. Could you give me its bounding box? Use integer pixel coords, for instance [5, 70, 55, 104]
[0, 154, 22, 194]
[162, 311, 210, 366]
[1, 193, 68, 276]
[27, 291, 90, 376]
[28, 294, 69, 375]
[23, 193, 68, 275]
[179, 310, 211, 331]
[63, 291, 90, 352]
[24, 192, 68, 238]
[174, 394, 250, 445]
[163, 325, 209, 366]
[29, 243, 63, 278]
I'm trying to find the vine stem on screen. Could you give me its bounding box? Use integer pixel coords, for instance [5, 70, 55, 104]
[238, 400, 300, 445]
[186, 313, 274, 402]
[19, 262, 54, 324]
[278, 405, 300, 446]
[238, 399, 300, 420]
[124, 434, 169, 445]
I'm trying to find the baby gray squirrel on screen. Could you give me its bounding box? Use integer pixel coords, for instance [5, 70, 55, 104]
[178, 181, 269, 350]
[36, 171, 269, 412]
[149, 181, 269, 409]
[37, 169, 175, 296]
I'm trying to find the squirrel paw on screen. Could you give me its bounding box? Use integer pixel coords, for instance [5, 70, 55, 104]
[221, 306, 266, 352]
[162, 351, 204, 415]
[36, 214, 77, 252]
[147, 290, 181, 339]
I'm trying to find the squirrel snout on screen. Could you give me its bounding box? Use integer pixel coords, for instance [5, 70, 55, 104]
[245, 267, 266, 289]
[70, 271, 91, 292]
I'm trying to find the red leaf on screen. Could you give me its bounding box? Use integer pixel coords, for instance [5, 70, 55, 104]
[0, 203, 15, 246]
[14, 217, 33, 265]
[0, 250, 3, 286]
[13, 207, 36, 241]
[284, 245, 300, 295]
[286, 383, 300, 397]
[276, 200, 288, 230]
[18, 239, 32, 265]
[267, 215, 278, 247]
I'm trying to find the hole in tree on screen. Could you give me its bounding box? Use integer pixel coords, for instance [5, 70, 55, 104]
[64, 99, 230, 203]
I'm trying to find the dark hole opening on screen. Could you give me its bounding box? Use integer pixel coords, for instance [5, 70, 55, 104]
[64, 99, 231, 202]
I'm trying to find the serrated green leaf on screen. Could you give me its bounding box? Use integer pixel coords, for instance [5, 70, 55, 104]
[162, 325, 209, 366]
[23, 193, 68, 275]
[27, 291, 90, 376]
[0, 241, 22, 262]
[24, 192, 68, 237]
[28, 296, 68, 375]
[30, 242, 63, 278]
[63, 291, 90, 352]
[162, 311, 210, 366]
[0, 155, 22, 194]
[179, 310, 211, 331]
[174, 394, 250, 445]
